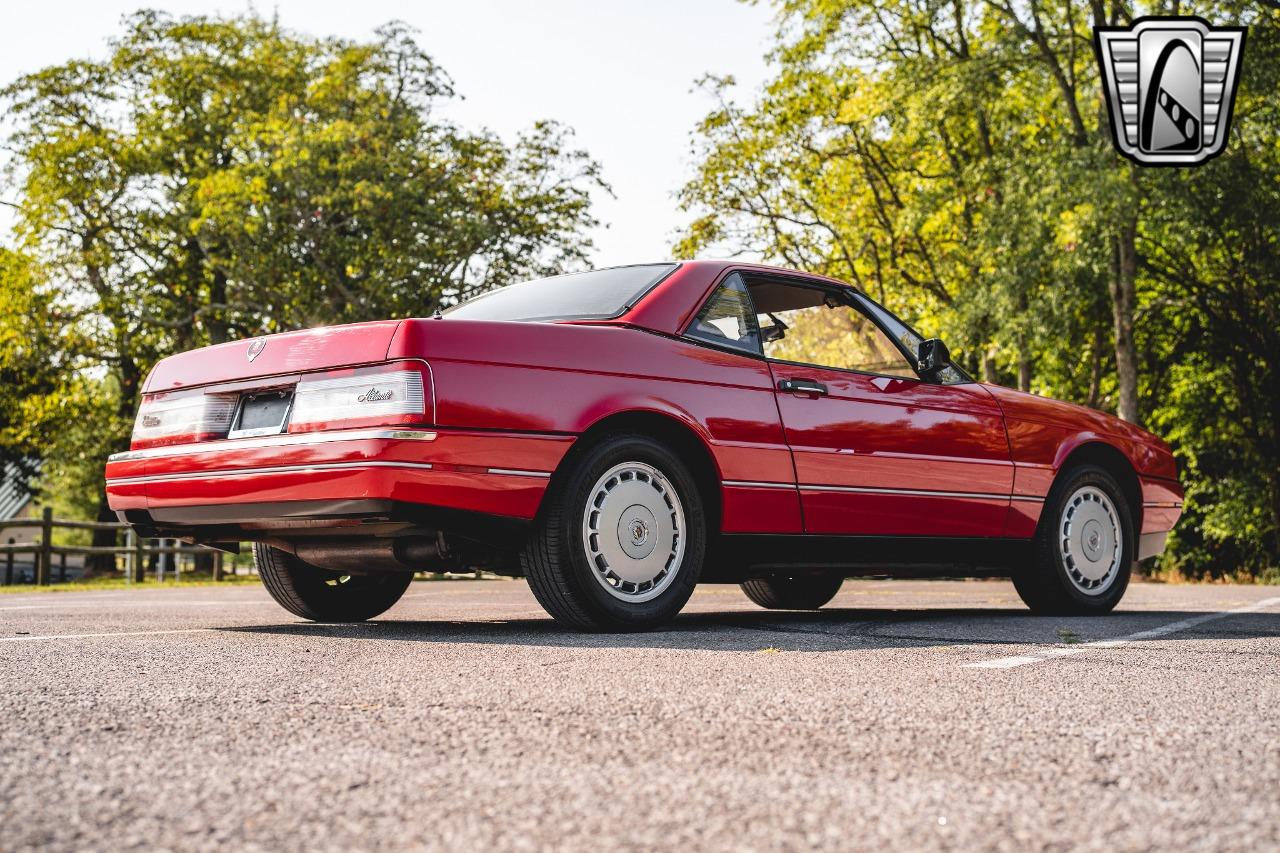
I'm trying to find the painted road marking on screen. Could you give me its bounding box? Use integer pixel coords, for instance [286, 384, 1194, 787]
[963, 596, 1280, 669]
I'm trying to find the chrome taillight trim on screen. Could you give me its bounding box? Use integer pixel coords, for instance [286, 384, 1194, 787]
[107, 428, 438, 463]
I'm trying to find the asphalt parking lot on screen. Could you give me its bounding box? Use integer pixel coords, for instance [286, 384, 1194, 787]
[1, 578, 1277, 852]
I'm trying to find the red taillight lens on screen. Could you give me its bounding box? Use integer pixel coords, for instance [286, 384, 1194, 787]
[288, 362, 432, 433]
[131, 391, 239, 448]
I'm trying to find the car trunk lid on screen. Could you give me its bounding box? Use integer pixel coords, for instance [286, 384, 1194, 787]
[143, 320, 404, 393]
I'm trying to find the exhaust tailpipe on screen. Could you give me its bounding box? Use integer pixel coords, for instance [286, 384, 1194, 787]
[293, 537, 446, 573]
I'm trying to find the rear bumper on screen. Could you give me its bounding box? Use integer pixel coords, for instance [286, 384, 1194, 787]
[122, 497, 398, 527]
[106, 427, 573, 523]
[116, 497, 532, 556]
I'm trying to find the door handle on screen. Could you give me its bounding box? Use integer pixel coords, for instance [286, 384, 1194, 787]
[778, 378, 828, 397]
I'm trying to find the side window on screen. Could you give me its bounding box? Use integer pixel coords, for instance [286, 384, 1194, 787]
[686, 273, 762, 355]
[748, 281, 916, 378]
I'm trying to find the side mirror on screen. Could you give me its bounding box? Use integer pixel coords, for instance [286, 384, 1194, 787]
[917, 338, 951, 379]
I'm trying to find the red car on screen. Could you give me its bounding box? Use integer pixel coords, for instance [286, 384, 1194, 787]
[106, 261, 1183, 630]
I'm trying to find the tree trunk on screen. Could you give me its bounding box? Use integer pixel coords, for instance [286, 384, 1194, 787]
[207, 267, 229, 345]
[1271, 388, 1280, 563]
[1016, 290, 1032, 392]
[1086, 323, 1106, 409]
[982, 346, 998, 384]
[1109, 220, 1140, 425]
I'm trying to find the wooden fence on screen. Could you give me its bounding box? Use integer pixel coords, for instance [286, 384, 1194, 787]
[2, 507, 226, 585]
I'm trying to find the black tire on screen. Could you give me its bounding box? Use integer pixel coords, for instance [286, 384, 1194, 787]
[520, 433, 707, 631]
[1013, 464, 1134, 615]
[252, 543, 412, 622]
[741, 574, 844, 610]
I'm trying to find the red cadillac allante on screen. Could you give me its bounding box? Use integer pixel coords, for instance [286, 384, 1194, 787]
[105, 261, 1182, 630]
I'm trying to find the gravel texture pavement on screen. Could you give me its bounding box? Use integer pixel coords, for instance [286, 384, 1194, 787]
[1, 578, 1277, 852]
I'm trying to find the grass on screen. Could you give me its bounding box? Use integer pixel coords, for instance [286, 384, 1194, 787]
[1139, 564, 1280, 585]
[0, 573, 262, 593]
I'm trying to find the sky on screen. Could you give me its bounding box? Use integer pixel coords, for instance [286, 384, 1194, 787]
[0, 0, 777, 266]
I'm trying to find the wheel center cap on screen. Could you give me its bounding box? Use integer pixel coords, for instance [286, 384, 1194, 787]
[616, 504, 658, 560]
[1081, 519, 1104, 561]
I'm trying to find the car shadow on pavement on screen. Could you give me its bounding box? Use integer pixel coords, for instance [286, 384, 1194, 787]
[218, 606, 1271, 653]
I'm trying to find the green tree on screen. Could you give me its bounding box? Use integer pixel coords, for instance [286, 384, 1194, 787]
[0, 11, 605, 568]
[679, 0, 1280, 577]
[0, 249, 61, 490]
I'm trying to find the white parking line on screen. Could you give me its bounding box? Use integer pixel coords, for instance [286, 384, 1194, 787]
[963, 596, 1280, 669]
[970, 655, 1044, 669]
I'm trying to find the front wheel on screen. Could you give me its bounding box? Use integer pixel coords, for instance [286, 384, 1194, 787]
[1012, 464, 1134, 615]
[253, 543, 412, 622]
[741, 574, 844, 610]
[521, 434, 707, 631]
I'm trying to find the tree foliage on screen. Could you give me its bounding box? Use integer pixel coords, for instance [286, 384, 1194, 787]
[0, 11, 605, 559]
[678, 0, 1280, 578]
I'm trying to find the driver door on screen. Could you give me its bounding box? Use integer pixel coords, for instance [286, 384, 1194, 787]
[748, 277, 1014, 537]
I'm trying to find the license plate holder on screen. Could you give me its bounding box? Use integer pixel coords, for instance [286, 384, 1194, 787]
[228, 390, 294, 439]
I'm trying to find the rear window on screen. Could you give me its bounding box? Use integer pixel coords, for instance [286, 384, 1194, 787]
[444, 264, 678, 322]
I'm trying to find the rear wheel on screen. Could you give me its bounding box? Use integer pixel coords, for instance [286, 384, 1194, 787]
[741, 574, 844, 610]
[521, 434, 706, 631]
[1013, 464, 1133, 615]
[252, 543, 412, 622]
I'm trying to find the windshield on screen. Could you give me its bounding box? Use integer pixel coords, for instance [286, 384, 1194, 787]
[444, 263, 679, 322]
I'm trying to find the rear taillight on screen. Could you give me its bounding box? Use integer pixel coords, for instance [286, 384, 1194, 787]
[131, 391, 239, 449]
[128, 360, 432, 448]
[288, 362, 431, 433]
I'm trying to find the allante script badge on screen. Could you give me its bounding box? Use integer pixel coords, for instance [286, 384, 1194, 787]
[357, 388, 394, 403]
